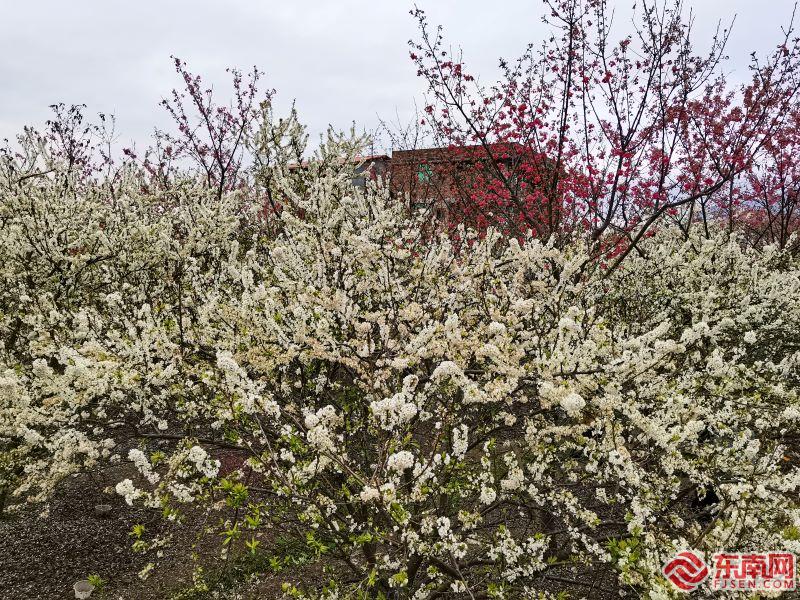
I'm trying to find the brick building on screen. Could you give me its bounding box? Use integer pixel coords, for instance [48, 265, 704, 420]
[290, 143, 556, 231]
[389, 144, 522, 211]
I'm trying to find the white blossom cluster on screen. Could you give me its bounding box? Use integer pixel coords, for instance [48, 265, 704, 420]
[1, 122, 799, 599]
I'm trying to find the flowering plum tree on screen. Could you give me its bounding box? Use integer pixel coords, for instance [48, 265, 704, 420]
[733, 104, 800, 251]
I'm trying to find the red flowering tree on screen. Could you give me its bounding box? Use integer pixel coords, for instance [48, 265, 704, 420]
[733, 104, 800, 250]
[408, 0, 800, 263]
[153, 57, 266, 200]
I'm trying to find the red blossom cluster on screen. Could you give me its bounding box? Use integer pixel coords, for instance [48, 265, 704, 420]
[407, 0, 800, 263]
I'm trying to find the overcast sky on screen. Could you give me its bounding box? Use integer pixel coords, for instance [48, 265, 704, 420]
[1, 0, 797, 152]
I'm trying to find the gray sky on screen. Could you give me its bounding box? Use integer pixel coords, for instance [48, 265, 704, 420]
[1, 0, 797, 151]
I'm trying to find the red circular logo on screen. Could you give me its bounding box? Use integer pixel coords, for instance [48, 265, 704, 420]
[663, 551, 709, 591]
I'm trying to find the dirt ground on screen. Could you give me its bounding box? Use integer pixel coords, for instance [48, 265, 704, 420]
[0, 467, 199, 599]
[0, 464, 326, 600]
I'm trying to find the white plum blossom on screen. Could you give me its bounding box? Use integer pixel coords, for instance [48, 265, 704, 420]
[115, 479, 140, 506]
[370, 392, 418, 430]
[128, 449, 159, 484]
[452, 424, 469, 460]
[560, 391, 586, 416]
[387, 451, 415, 473]
[359, 485, 380, 503]
[430, 361, 463, 382]
[479, 485, 497, 505]
[783, 405, 800, 420]
[186, 445, 219, 478]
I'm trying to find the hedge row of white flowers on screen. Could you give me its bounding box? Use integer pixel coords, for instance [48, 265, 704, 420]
[1, 125, 799, 598]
